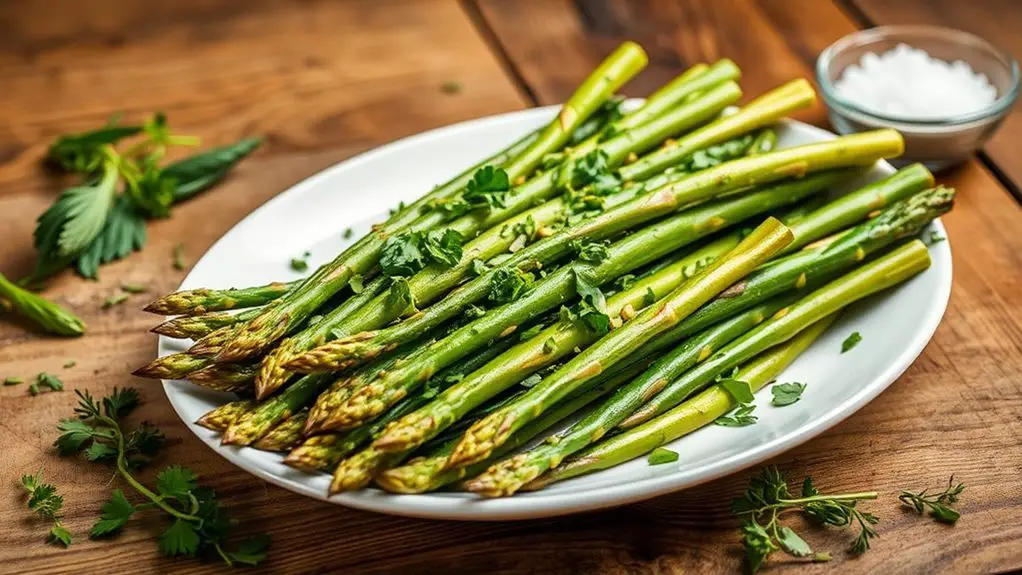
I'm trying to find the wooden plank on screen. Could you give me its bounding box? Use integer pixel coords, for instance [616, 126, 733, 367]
[844, 0, 1022, 202]
[0, 1, 529, 573]
[465, 0, 1022, 573]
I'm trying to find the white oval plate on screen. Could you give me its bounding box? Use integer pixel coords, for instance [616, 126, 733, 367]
[161, 105, 952, 521]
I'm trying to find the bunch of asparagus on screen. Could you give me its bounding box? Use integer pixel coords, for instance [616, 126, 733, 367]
[137, 42, 953, 498]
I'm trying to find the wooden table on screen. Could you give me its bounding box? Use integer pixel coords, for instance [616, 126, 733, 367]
[2, 1, 1020, 573]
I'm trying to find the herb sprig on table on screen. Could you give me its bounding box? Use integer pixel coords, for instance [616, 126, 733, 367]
[54, 387, 269, 567]
[33, 115, 261, 281]
[20, 471, 72, 547]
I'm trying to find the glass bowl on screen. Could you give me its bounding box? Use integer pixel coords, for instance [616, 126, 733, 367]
[817, 25, 1019, 172]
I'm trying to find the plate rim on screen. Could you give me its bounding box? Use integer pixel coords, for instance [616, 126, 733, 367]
[161, 105, 952, 521]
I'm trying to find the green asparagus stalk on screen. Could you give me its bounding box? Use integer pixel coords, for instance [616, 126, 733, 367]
[443, 218, 794, 470]
[0, 272, 85, 336]
[132, 351, 211, 380]
[376, 359, 651, 493]
[252, 411, 309, 452]
[143, 281, 297, 316]
[527, 313, 839, 489]
[321, 239, 743, 490]
[303, 169, 844, 435]
[666, 186, 954, 344]
[221, 373, 331, 445]
[283, 336, 519, 472]
[151, 307, 262, 339]
[463, 294, 800, 496]
[195, 400, 255, 432]
[186, 362, 259, 392]
[620, 239, 932, 429]
[216, 43, 649, 362]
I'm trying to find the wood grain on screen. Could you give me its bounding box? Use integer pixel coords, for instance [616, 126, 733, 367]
[1, 0, 1021, 573]
[848, 0, 1022, 201]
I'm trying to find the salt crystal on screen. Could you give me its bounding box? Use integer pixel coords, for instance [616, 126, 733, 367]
[833, 44, 998, 120]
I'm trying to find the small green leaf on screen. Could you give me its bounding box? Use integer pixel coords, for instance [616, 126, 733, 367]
[812, 551, 832, 563]
[161, 137, 262, 203]
[342, 227, 353, 239]
[470, 259, 489, 276]
[349, 274, 364, 294]
[715, 404, 757, 427]
[4, 376, 24, 385]
[719, 377, 754, 404]
[159, 519, 200, 557]
[489, 268, 534, 304]
[440, 80, 462, 95]
[841, 331, 862, 353]
[36, 372, 64, 392]
[771, 382, 807, 407]
[571, 239, 610, 264]
[778, 526, 813, 557]
[543, 338, 557, 354]
[119, 283, 147, 294]
[103, 293, 129, 308]
[62, 360, 77, 369]
[644, 287, 656, 306]
[90, 489, 136, 538]
[172, 243, 186, 270]
[227, 534, 271, 566]
[289, 255, 309, 272]
[156, 465, 198, 502]
[647, 447, 679, 465]
[48, 525, 73, 547]
[518, 324, 544, 341]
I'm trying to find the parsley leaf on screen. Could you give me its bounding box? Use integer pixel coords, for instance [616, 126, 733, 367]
[161, 138, 262, 203]
[899, 476, 965, 524]
[384, 277, 416, 316]
[75, 196, 147, 279]
[90, 489, 136, 538]
[462, 165, 511, 210]
[569, 269, 610, 334]
[489, 268, 534, 304]
[571, 239, 610, 263]
[21, 471, 71, 547]
[46, 121, 141, 174]
[771, 382, 807, 407]
[422, 229, 464, 267]
[160, 519, 200, 557]
[380, 229, 463, 276]
[715, 404, 758, 427]
[647, 447, 679, 465]
[290, 252, 310, 272]
[841, 331, 862, 353]
[718, 370, 755, 404]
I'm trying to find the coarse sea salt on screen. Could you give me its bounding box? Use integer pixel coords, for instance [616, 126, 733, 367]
[834, 43, 998, 120]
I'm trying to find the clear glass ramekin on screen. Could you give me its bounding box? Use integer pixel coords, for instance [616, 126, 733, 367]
[817, 25, 1019, 172]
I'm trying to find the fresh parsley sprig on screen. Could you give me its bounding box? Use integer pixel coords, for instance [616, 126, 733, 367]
[899, 476, 965, 524]
[20, 471, 72, 547]
[733, 467, 879, 572]
[54, 388, 269, 567]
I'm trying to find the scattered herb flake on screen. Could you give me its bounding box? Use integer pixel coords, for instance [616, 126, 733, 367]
[119, 283, 147, 294]
[644, 287, 656, 306]
[771, 382, 806, 407]
[899, 476, 965, 524]
[342, 227, 353, 239]
[103, 293, 129, 309]
[290, 256, 309, 272]
[841, 331, 862, 353]
[714, 404, 757, 427]
[172, 244, 186, 270]
[440, 80, 462, 95]
[520, 374, 543, 388]
[647, 447, 679, 465]
[5, 376, 24, 386]
[63, 360, 77, 369]
[543, 338, 557, 354]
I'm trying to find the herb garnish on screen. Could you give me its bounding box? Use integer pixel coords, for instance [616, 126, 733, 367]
[899, 476, 964, 524]
[771, 382, 806, 406]
[841, 331, 862, 353]
[647, 447, 679, 465]
[734, 467, 879, 572]
[20, 471, 72, 547]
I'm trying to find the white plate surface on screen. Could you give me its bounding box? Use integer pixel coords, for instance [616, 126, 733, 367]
[161, 105, 952, 521]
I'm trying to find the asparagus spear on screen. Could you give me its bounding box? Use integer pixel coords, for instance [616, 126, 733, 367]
[215, 43, 649, 362]
[0, 272, 85, 336]
[283, 336, 518, 472]
[252, 411, 309, 452]
[376, 359, 651, 493]
[620, 239, 932, 429]
[151, 307, 262, 339]
[144, 281, 297, 316]
[221, 373, 331, 445]
[463, 294, 800, 495]
[185, 362, 259, 392]
[133, 351, 211, 380]
[322, 239, 743, 490]
[195, 399, 255, 432]
[303, 169, 844, 435]
[444, 218, 795, 470]
[526, 313, 839, 489]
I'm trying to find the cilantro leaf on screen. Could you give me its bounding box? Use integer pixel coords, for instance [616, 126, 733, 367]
[47, 122, 141, 174]
[159, 518, 200, 557]
[841, 331, 862, 353]
[462, 165, 511, 209]
[777, 526, 813, 557]
[90, 489, 136, 538]
[569, 269, 610, 334]
[489, 268, 534, 304]
[380, 233, 426, 277]
[157, 466, 199, 502]
[48, 525, 73, 547]
[771, 382, 807, 407]
[571, 239, 610, 264]
[717, 371, 755, 404]
[422, 228, 463, 267]
[54, 419, 102, 455]
[647, 447, 679, 465]
[227, 534, 272, 566]
[384, 277, 416, 317]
